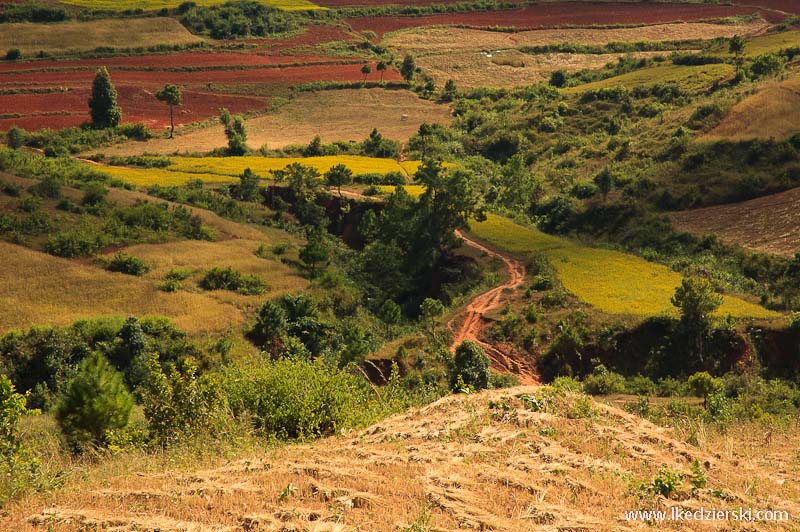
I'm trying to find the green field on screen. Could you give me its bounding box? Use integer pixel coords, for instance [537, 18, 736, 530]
[61, 0, 324, 11]
[469, 214, 779, 319]
[742, 30, 800, 56]
[564, 63, 734, 94]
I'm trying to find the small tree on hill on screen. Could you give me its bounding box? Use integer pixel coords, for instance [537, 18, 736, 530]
[450, 340, 490, 392]
[594, 166, 615, 201]
[6, 126, 25, 149]
[220, 108, 248, 155]
[324, 163, 353, 198]
[0, 375, 40, 502]
[671, 277, 722, 364]
[155, 84, 182, 139]
[55, 352, 134, 452]
[400, 54, 416, 82]
[729, 35, 745, 77]
[88, 67, 122, 129]
[300, 228, 331, 278]
[237, 167, 260, 201]
[361, 63, 371, 82]
[376, 60, 388, 81]
[441, 79, 457, 102]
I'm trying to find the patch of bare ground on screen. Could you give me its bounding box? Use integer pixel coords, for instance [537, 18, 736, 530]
[701, 76, 800, 142]
[386, 21, 769, 57]
[417, 49, 667, 89]
[7, 387, 800, 531]
[671, 186, 800, 258]
[98, 88, 452, 157]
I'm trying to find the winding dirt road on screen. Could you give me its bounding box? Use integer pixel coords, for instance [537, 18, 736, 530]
[450, 230, 539, 385]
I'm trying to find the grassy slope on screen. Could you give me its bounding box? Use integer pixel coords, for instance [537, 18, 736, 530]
[0, 18, 204, 55]
[7, 387, 800, 531]
[702, 74, 800, 142]
[469, 214, 779, 319]
[563, 63, 734, 93]
[97, 89, 453, 157]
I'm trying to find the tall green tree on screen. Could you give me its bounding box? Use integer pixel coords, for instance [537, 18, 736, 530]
[400, 54, 416, 81]
[220, 108, 248, 155]
[155, 84, 182, 139]
[376, 60, 388, 81]
[671, 277, 722, 364]
[594, 166, 615, 201]
[450, 340, 490, 392]
[324, 163, 353, 198]
[300, 228, 331, 278]
[238, 167, 260, 201]
[361, 63, 372, 82]
[55, 352, 133, 452]
[88, 66, 122, 128]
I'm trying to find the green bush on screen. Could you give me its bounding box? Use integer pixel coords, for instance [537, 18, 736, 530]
[583, 365, 626, 395]
[143, 354, 230, 446]
[450, 340, 490, 392]
[5, 48, 21, 61]
[44, 230, 104, 258]
[55, 352, 134, 452]
[200, 266, 266, 295]
[104, 252, 149, 276]
[223, 358, 378, 440]
[687, 371, 722, 398]
[0, 375, 41, 505]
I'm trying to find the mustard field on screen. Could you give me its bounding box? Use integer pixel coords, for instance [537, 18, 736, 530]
[470, 214, 780, 319]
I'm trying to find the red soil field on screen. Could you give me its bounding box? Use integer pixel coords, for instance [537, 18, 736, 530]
[734, 0, 800, 15]
[0, 61, 400, 89]
[346, 2, 778, 36]
[0, 86, 266, 131]
[315, 0, 461, 5]
[0, 53, 349, 74]
[252, 23, 357, 49]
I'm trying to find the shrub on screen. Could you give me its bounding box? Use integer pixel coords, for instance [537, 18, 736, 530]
[143, 354, 230, 446]
[223, 358, 378, 440]
[583, 365, 626, 395]
[44, 230, 103, 258]
[0, 375, 41, 504]
[5, 48, 21, 61]
[647, 466, 683, 498]
[105, 252, 149, 276]
[200, 266, 266, 295]
[55, 352, 134, 452]
[6, 126, 25, 149]
[450, 340, 490, 392]
[687, 371, 722, 398]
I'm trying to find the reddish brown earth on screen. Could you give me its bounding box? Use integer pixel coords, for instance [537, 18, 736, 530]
[450, 230, 539, 385]
[316, 0, 461, 5]
[0, 53, 347, 73]
[251, 22, 357, 48]
[346, 2, 779, 36]
[734, 0, 800, 15]
[0, 86, 267, 130]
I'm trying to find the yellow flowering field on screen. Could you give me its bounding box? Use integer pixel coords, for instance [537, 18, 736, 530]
[470, 214, 780, 319]
[168, 156, 413, 179]
[101, 166, 235, 187]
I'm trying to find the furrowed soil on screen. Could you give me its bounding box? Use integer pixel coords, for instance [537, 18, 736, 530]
[347, 2, 777, 36]
[386, 21, 769, 56]
[97, 88, 452, 156]
[5, 387, 800, 531]
[670, 186, 800, 258]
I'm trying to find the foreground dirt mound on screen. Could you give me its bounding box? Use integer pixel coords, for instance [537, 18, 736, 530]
[9, 387, 799, 531]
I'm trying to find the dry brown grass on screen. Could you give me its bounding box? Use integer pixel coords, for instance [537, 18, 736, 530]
[417, 49, 666, 89]
[702, 76, 800, 142]
[0, 241, 244, 335]
[670, 185, 800, 258]
[386, 21, 768, 57]
[5, 387, 799, 531]
[0, 18, 204, 55]
[99, 88, 452, 157]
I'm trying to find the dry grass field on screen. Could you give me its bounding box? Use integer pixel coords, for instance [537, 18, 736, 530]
[0, 18, 204, 55]
[0, 241, 244, 335]
[60, 0, 323, 10]
[670, 186, 800, 258]
[701, 76, 800, 142]
[417, 49, 667, 89]
[5, 387, 800, 531]
[386, 21, 768, 57]
[100, 89, 452, 156]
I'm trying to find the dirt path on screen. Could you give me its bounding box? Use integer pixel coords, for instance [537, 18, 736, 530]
[450, 230, 539, 385]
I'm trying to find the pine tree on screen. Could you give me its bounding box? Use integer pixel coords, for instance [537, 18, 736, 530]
[88, 67, 122, 128]
[55, 352, 133, 452]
